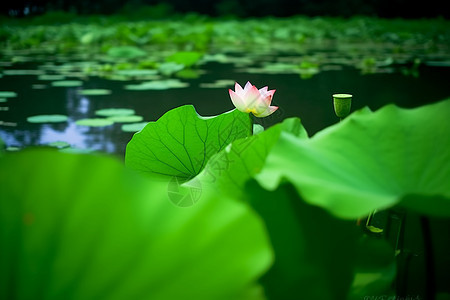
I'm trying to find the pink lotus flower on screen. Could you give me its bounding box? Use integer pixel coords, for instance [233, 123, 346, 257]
[229, 81, 278, 117]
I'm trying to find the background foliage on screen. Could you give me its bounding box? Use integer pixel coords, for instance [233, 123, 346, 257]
[1, 0, 449, 18]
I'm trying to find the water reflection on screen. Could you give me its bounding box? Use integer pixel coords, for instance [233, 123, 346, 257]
[39, 123, 88, 149]
[1, 61, 450, 156]
[0, 120, 119, 153]
[66, 88, 90, 116]
[78, 97, 90, 114]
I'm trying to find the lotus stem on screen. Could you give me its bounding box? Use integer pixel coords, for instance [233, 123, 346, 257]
[420, 216, 435, 300]
[249, 113, 254, 136]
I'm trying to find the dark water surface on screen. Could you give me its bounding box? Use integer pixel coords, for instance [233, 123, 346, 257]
[1, 61, 450, 157]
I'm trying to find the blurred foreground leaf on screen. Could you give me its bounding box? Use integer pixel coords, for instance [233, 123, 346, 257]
[0, 149, 272, 300]
[245, 181, 358, 300]
[347, 236, 396, 300]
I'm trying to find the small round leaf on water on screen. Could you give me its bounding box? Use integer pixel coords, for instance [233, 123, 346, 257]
[51, 80, 83, 87]
[47, 141, 71, 149]
[75, 118, 114, 127]
[79, 89, 112, 96]
[121, 122, 149, 132]
[95, 108, 135, 117]
[38, 74, 66, 81]
[27, 115, 69, 123]
[108, 115, 143, 123]
[0, 91, 17, 98]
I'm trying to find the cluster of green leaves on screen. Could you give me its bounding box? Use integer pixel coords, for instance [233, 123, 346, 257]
[1, 15, 449, 77]
[2, 15, 449, 51]
[125, 98, 450, 299]
[1, 98, 449, 299]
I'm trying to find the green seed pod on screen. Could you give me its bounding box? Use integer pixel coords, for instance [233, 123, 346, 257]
[333, 94, 352, 119]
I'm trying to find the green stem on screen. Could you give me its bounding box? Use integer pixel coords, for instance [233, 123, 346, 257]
[420, 216, 435, 300]
[384, 209, 408, 296]
[249, 113, 254, 136]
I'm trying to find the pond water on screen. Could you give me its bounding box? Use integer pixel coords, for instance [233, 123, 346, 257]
[1, 58, 450, 157]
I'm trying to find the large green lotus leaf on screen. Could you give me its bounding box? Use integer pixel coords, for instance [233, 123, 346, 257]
[245, 181, 358, 300]
[125, 106, 251, 180]
[256, 99, 450, 219]
[0, 149, 272, 300]
[193, 117, 307, 199]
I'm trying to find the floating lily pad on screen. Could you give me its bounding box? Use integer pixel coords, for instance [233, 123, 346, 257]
[3, 70, 45, 76]
[51, 80, 83, 87]
[200, 79, 236, 89]
[121, 122, 149, 132]
[254, 63, 300, 74]
[47, 141, 70, 149]
[108, 115, 143, 123]
[425, 61, 450, 67]
[37, 74, 66, 81]
[95, 108, 135, 117]
[32, 84, 48, 89]
[0, 91, 17, 98]
[175, 69, 202, 79]
[158, 62, 185, 76]
[0, 121, 17, 127]
[58, 147, 96, 154]
[115, 69, 159, 77]
[75, 118, 114, 127]
[201, 53, 229, 63]
[27, 114, 69, 123]
[6, 146, 20, 151]
[107, 46, 147, 59]
[165, 51, 203, 68]
[124, 79, 188, 91]
[79, 89, 112, 96]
